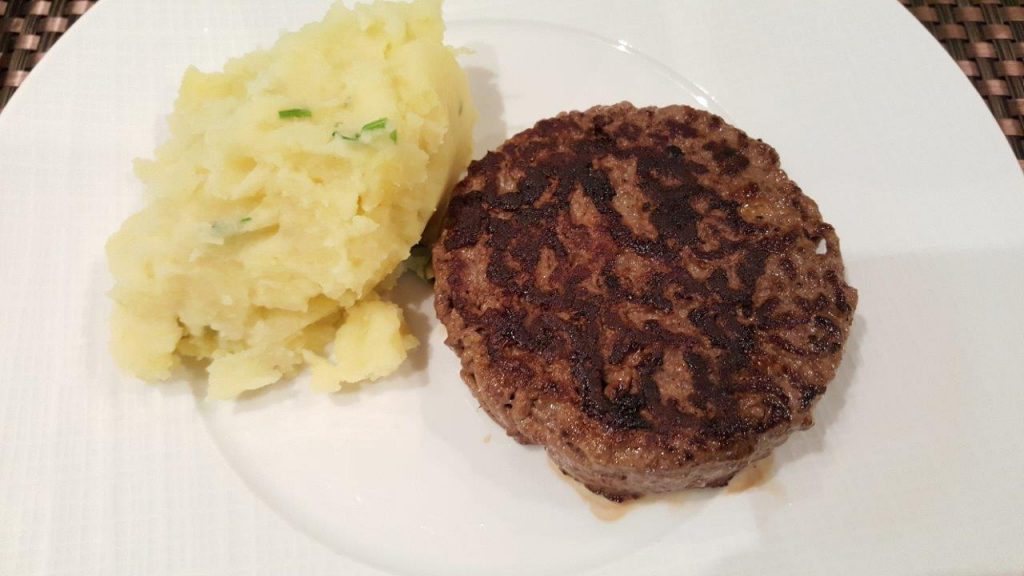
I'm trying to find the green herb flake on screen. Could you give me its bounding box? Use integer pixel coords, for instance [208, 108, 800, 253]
[331, 124, 356, 141]
[239, 217, 252, 224]
[405, 243, 434, 283]
[361, 117, 388, 131]
[333, 118, 394, 142]
[278, 108, 312, 119]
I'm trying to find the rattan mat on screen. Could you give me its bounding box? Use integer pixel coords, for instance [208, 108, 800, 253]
[2, 0, 1023, 170]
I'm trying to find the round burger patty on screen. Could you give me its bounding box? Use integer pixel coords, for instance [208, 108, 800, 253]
[432, 102, 858, 501]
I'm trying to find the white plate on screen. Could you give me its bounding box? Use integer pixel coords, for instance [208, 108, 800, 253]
[2, 1, 1022, 575]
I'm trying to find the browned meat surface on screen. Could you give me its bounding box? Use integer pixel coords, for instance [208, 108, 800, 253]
[433, 102, 858, 501]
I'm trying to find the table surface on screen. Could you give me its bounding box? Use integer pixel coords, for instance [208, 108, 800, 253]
[1, 0, 1022, 171]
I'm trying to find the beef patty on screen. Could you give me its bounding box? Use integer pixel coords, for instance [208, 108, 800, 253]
[432, 102, 858, 501]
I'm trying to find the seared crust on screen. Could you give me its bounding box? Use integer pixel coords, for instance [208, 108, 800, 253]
[433, 103, 858, 500]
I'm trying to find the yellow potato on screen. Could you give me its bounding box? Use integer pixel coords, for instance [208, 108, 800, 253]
[106, 0, 475, 398]
[306, 298, 419, 393]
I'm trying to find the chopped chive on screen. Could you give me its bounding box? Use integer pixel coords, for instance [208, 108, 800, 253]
[458, 101, 464, 116]
[406, 243, 434, 282]
[331, 126, 358, 141]
[361, 117, 387, 131]
[332, 118, 392, 142]
[239, 217, 252, 224]
[278, 108, 312, 119]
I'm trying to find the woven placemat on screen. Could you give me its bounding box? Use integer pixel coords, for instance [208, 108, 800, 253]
[2, 1, 1023, 169]
[901, 0, 1024, 170]
[0, 0, 95, 109]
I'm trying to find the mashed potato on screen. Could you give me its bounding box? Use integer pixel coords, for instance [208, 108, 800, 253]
[106, 0, 475, 399]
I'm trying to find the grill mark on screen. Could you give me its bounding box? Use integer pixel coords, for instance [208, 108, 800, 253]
[702, 140, 751, 176]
